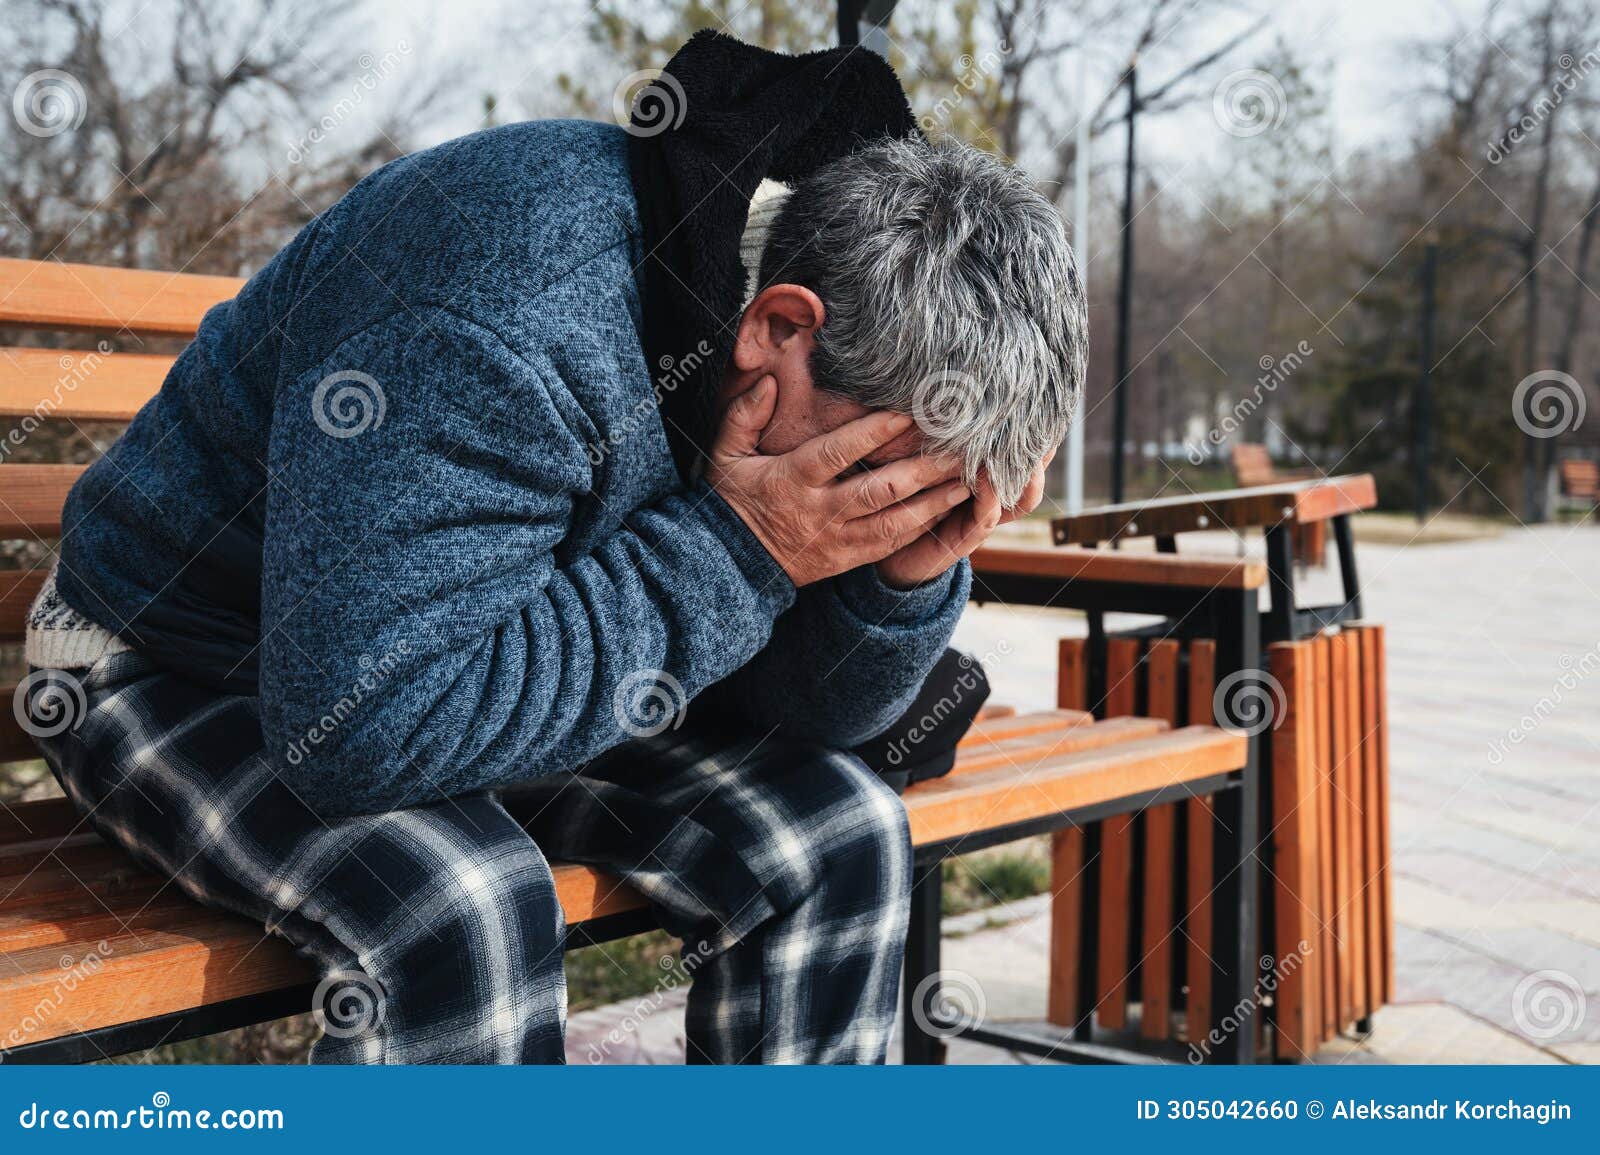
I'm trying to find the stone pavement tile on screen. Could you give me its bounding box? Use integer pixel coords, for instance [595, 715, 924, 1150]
[1439, 925, 1600, 990]
[1394, 851, 1594, 905]
[1311, 1003, 1561, 1065]
[1551, 1042, 1600, 1065]
[1515, 900, 1600, 950]
[1452, 805, 1600, 858]
[564, 987, 690, 1065]
[1393, 876, 1531, 933]
[941, 900, 1051, 1022]
[1392, 813, 1600, 880]
[1396, 928, 1600, 1047]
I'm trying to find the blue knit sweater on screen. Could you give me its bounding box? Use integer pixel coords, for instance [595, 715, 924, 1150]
[56, 120, 969, 817]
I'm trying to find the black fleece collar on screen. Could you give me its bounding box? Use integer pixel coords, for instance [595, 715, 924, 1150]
[626, 29, 921, 480]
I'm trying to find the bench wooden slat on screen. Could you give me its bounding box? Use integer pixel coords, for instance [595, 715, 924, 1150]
[1371, 626, 1395, 1005]
[1046, 638, 1088, 1031]
[1559, 460, 1599, 498]
[1047, 823, 1084, 1030]
[0, 258, 240, 337]
[1094, 638, 1140, 1032]
[958, 708, 1088, 747]
[904, 727, 1244, 847]
[950, 715, 1162, 777]
[0, 715, 1246, 1052]
[1344, 629, 1370, 1023]
[0, 466, 85, 540]
[1184, 639, 1216, 1044]
[1312, 634, 1337, 1040]
[0, 568, 49, 642]
[1356, 626, 1386, 1018]
[1328, 632, 1356, 1028]
[0, 797, 78, 842]
[973, 545, 1266, 591]
[0, 348, 171, 422]
[1139, 639, 1179, 1040]
[1268, 640, 1321, 1058]
[1230, 444, 1277, 488]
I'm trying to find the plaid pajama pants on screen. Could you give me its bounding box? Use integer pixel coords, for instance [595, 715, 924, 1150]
[29, 652, 912, 1064]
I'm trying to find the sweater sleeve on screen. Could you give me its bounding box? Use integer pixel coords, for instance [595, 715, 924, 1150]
[701, 558, 972, 748]
[259, 308, 795, 818]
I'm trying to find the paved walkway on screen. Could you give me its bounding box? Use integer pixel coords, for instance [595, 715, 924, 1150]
[567, 523, 1600, 1064]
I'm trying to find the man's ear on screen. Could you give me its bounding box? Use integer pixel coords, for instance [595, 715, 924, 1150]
[731, 284, 825, 372]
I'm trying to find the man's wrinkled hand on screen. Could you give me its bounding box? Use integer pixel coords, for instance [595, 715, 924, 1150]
[706, 379, 971, 588]
[875, 449, 1054, 590]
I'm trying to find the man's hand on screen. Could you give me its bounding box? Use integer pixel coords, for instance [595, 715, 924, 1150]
[876, 449, 1055, 590]
[707, 378, 971, 587]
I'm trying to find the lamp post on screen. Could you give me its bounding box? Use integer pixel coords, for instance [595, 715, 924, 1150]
[1111, 56, 1139, 506]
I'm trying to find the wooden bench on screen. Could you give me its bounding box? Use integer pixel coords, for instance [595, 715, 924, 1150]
[0, 257, 1255, 1065]
[1557, 459, 1599, 516]
[1045, 478, 1393, 1059]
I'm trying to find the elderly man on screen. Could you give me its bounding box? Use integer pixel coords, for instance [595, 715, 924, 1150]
[25, 33, 1085, 1064]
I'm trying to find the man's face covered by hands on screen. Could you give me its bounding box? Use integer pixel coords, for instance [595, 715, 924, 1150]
[709, 283, 1052, 591]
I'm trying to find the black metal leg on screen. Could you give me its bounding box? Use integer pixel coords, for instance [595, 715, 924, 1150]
[1332, 514, 1363, 620]
[1264, 523, 1297, 643]
[1207, 772, 1258, 1064]
[1074, 822, 1103, 1042]
[1205, 583, 1262, 1063]
[902, 862, 947, 1065]
[1087, 610, 1107, 717]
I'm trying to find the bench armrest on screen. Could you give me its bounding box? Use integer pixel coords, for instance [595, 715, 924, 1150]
[972, 546, 1265, 591]
[1048, 474, 1377, 546]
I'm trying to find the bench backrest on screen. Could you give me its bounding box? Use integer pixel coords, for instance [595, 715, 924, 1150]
[1558, 458, 1599, 498]
[1229, 442, 1277, 487]
[0, 257, 242, 763]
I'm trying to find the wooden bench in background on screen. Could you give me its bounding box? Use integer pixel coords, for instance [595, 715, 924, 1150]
[0, 257, 1258, 1065]
[1230, 443, 1326, 567]
[1557, 459, 1599, 518]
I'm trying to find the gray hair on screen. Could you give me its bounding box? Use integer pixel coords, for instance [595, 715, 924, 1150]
[756, 137, 1086, 506]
